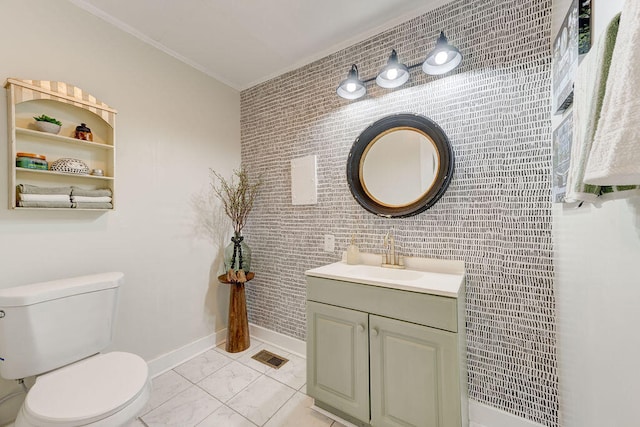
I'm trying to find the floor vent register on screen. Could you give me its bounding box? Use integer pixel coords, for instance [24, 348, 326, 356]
[251, 349, 289, 369]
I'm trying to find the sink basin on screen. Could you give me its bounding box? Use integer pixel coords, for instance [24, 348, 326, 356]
[305, 257, 465, 297]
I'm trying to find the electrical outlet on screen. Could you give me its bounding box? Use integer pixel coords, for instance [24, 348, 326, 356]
[323, 234, 335, 252]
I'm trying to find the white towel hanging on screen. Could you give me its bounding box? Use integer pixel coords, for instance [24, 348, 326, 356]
[584, 0, 640, 187]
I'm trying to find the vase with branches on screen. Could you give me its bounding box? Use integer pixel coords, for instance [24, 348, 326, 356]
[210, 168, 262, 283]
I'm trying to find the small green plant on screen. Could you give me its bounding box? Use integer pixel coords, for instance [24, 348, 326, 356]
[33, 114, 62, 126]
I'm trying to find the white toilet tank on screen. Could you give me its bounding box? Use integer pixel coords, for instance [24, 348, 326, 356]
[0, 272, 123, 380]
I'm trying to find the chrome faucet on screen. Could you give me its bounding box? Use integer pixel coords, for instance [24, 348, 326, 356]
[382, 230, 404, 269]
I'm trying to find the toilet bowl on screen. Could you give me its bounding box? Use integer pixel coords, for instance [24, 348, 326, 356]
[16, 352, 151, 427]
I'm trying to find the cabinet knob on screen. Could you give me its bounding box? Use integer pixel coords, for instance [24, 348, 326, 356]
[357, 324, 365, 332]
[371, 327, 379, 337]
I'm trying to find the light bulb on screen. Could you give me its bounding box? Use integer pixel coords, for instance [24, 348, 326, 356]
[386, 68, 398, 80]
[434, 51, 449, 65]
[346, 82, 357, 92]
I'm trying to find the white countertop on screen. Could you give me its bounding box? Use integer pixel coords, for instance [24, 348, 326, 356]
[305, 253, 465, 298]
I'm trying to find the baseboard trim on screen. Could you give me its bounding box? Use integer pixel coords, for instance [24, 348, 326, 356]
[249, 323, 306, 358]
[468, 400, 545, 427]
[146, 329, 226, 378]
[145, 324, 306, 378]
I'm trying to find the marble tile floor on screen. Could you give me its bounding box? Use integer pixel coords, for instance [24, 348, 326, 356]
[128, 338, 346, 427]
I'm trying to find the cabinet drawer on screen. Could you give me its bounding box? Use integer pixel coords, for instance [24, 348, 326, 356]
[307, 276, 458, 332]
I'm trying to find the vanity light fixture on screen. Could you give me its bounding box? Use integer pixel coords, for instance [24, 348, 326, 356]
[336, 64, 367, 100]
[337, 31, 461, 100]
[376, 49, 410, 89]
[422, 31, 463, 75]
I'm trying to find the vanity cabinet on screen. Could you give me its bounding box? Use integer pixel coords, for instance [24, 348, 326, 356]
[306, 270, 467, 427]
[5, 78, 117, 210]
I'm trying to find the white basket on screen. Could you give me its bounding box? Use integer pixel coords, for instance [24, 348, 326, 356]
[50, 158, 89, 175]
[35, 121, 61, 134]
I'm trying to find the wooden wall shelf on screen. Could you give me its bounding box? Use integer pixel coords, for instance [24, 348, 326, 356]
[5, 78, 118, 210]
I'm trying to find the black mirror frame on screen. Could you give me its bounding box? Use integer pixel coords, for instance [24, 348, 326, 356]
[346, 113, 454, 218]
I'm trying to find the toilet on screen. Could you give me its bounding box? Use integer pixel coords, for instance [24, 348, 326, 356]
[0, 272, 151, 426]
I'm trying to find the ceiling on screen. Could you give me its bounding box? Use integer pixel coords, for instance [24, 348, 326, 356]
[69, 0, 450, 91]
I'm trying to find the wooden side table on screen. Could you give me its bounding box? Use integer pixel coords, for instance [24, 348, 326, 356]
[218, 272, 254, 353]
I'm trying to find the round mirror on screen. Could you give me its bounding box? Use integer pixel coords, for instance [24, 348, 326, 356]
[347, 114, 454, 218]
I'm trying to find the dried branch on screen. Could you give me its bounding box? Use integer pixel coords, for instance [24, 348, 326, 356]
[210, 168, 262, 235]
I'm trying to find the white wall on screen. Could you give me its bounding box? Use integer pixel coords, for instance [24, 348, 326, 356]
[0, 0, 240, 421]
[552, 1, 640, 426]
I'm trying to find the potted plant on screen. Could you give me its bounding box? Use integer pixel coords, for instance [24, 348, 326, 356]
[33, 114, 62, 134]
[210, 168, 262, 283]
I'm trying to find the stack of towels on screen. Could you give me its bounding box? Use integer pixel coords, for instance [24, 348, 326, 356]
[70, 187, 113, 209]
[17, 184, 72, 208]
[16, 185, 113, 209]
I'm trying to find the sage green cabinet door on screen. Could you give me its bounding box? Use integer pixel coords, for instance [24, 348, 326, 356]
[307, 301, 370, 423]
[369, 315, 461, 427]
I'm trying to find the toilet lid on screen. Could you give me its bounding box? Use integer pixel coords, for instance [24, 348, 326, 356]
[24, 352, 149, 425]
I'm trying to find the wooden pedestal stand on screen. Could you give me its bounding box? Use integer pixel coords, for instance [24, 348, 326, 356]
[218, 272, 254, 353]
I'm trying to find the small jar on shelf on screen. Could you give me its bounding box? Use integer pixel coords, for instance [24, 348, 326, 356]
[16, 152, 48, 170]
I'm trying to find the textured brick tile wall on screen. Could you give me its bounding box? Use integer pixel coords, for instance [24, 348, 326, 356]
[240, 0, 556, 424]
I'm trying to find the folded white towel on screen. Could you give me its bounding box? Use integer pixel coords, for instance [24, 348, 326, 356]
[18, 194, 70, 202]
[585, 0, 640, 186]
[70, 196, 112, 203]
[564, 15, 620, 203]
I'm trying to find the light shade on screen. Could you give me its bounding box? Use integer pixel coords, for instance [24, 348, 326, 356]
[376, 49, 410, 89]
[422, 31, 462, 75]
[337, 65, 366, 99]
